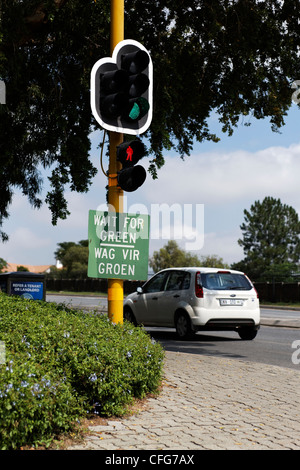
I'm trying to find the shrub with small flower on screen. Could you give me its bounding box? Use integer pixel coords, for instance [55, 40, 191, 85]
[0, 292, 164, 449]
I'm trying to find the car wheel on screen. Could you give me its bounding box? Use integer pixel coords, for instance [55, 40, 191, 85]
[238, 327, 258, 340]
[175, 312, 193, 339]
[123, 307, 137, 326]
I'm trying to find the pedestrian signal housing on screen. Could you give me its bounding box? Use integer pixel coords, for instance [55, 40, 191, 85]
[117, 139, 146, 192]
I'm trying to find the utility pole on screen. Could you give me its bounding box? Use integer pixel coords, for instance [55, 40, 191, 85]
[89, 2, 152, 322]
[107, 0, 124, 324]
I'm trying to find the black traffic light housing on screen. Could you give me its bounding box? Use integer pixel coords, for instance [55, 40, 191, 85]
[117, 139, 146, 192]
[91, 40, 153, 135]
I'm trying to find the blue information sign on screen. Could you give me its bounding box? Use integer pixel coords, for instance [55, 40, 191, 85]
[10, 281, 44, 300]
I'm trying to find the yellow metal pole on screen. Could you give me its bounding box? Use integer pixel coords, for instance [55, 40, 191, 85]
[110, 0, 124, 53]
[107, 0, 124, 324]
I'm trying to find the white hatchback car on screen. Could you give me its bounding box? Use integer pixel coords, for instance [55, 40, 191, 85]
[123, 267, 260, 340]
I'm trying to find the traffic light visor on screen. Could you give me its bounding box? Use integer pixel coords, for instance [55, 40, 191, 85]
[101, 92, 127, 118]
[121, 50, 150, 74]
[117, 165, 147, 192]
[100, 69, 128, 93]
[128, 74, 150, 98]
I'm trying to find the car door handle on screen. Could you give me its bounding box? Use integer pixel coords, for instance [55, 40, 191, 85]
[173, 294, 180, 298]
[152, 296, 158, 300]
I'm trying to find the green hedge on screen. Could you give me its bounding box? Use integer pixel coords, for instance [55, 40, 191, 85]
[0, 293, 164, 449]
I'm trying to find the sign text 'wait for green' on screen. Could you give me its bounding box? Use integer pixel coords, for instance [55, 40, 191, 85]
[88, 210, 150, 280]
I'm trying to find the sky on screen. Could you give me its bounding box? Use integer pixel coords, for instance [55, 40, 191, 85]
[1, 103, 300, 269]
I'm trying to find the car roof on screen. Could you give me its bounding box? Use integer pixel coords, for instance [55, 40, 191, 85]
[157, 267, 244, 275]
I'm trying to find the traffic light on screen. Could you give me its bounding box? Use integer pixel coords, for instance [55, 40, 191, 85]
[91, 40, 153, 135]
[117, 139, 146, 192]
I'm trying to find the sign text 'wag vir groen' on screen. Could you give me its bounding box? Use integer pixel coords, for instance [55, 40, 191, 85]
[88, 210, 150, 280]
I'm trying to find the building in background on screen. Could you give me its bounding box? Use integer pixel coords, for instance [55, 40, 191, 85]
[2, 263, 52, 274]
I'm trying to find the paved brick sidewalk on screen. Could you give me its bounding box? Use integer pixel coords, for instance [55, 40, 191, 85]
[68, 351, 300, 450]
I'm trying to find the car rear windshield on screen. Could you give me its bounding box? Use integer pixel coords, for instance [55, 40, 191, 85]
[201, 272, 252, 291]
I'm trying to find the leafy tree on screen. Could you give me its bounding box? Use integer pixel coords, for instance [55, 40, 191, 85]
[53, 240, 88, 278]
[54, 241, 77, 263]
[0, 257, 7, 272]
[46, 264, 63, 280]
[1, 1, 300, 241]
[233, 197, 300, 281]
[16, 265, 29, 272]
[54, 240, 87, 263]
[149, 240, 228, 273]
[199, 254, 230, 269]
[62, 245, 88, 279]
[149, 240, 200, 272]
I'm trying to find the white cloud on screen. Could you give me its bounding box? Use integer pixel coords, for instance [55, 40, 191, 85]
[144, 142, 300, 208]
[12, 227, 51, 249]
[0, 190, 97, 265]
[200, 231, 244, 264]
[142, 141, 300, 264]
[55, 192, 92, 230]
[1, 227, 52, 265]
[148, 229, 244, 266]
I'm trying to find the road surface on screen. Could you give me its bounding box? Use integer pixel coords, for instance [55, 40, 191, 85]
[46, 294, 300, 370]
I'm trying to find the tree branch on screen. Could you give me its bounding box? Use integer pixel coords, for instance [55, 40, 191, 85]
[24, 0, 69, 37]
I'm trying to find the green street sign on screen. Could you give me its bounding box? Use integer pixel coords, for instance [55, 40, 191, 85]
[88, 210, 150, 280]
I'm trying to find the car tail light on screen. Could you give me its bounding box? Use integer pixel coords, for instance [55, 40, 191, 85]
[195, 271, 203, 298]
[217, 270, 230, 273]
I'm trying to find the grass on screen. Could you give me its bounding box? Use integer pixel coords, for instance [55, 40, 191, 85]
[47, 290, 107, 297]
[261, 301, 300, 308]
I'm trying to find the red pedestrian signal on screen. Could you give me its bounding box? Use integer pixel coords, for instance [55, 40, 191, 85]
[126, 146, 133, 162]
[117, 139, 146, 192]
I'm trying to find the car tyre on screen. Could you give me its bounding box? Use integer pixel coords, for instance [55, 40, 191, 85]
[175, 311, 194, 340]
[123, 307, 137, 326]
[238, 327, 258, 340]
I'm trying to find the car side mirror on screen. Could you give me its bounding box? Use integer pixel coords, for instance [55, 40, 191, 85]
[137, 287, 143, 294]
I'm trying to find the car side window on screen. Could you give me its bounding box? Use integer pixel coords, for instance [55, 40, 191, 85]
[143, 272, 167, 293]
[182, 272, 191, 290]
[165, 271, 190, 291]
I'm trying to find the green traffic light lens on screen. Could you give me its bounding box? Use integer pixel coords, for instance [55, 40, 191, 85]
[129, 97, 150, 121]
[129, 103, 140, 120]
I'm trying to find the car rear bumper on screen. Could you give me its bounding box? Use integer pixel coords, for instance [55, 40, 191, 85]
[197, 319, 260, 332]
[190, 306, 260, 329]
